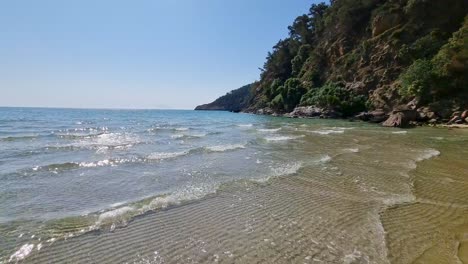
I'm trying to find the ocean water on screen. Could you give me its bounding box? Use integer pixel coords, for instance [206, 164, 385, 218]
[1, 107, 468, 263]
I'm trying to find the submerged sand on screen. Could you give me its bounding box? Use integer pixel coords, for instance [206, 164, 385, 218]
[8, 126, 468, 264]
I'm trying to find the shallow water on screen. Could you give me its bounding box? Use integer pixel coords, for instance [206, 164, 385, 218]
[1, 107, 467, 263]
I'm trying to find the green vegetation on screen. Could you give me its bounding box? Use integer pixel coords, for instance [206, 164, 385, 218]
[398, 17, 468, 102]
[300, 83, 367, 116]
[398, 59, 433, 99]
[197, 1, 468, 117]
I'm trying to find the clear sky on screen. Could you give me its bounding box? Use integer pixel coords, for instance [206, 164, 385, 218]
[0, 0, 322, 109]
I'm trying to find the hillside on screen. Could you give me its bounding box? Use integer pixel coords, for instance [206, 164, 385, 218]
[197, 0, 468, 127]
[195, 84, 254, 112]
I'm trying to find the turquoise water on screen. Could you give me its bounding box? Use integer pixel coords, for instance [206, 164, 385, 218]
[2, 107, 468, 263]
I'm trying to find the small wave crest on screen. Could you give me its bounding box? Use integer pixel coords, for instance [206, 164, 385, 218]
[9, 243, 34, 262]
[255, 162, 303, 183]
[265, 135, 305, 142]
[0, 135, 39, 142]
[271, 162, 303, 176]
[310, 129, 344, 135]
[343, 148, 359, 153]
[31, 158, 140, 172]
[171, 133, 206, 140]
[415, 149, 440, 161]
[392, 131, 408, 135]
[237, 124, 253, 128]
[316, 155, 332, 163]
[257, 128, 281, 133]
[205, 144, 246, 152]
[147, 151, 189, 160]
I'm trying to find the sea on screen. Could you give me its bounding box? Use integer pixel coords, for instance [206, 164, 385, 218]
[1, 107, 467, 263]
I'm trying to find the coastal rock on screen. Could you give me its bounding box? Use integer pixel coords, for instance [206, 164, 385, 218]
[256, 108, 274, 115]
[355, 109, 387, 123]
[447, 111, 465, 124]
[382, 109, 418, 127]
[417, 107, 437, 121]
[287, 106, 322, 118]
[321, 109, 343, 119]
[461, 110, 468, 120]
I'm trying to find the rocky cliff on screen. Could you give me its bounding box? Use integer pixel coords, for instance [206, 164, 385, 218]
[197, 0, 468, 127]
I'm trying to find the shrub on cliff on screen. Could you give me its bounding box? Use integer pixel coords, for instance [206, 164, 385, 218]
[300, 82, 367, 116]
[398, 59, 434, 100]
[268, 78, 307, 112]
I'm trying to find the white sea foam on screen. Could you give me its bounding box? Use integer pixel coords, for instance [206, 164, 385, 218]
[141, 184, 218, 212]
[205, 144, 246, 152]
[97, 206, 135, 225]
[415, 149, 441, 161]
[190, 133, 207, 138]
[171, 134, 184, 139]
[175, 127, 189, 131]
[257, 128, 281, 132]
[79, 158, 136, 168]
[237, 124, 253, 128]
[147, 151, 189, 160]
[255, 162, 303, 183]
[79, 159, 112, 168]
[271, 162, 303, 177]
[9, 244, 34, 262]
[310, 129, 345, 135]
[317, 155, 332, 163]
[392, 131, 408, 134]
[265, 135, 305, 141]
[343, 148, 360, 153]
[381, 194, 416, 207]
[343, 250, 367, 264]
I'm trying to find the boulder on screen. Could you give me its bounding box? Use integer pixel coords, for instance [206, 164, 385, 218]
[417, 107, 437, 121]
[428, 118, 438, 124]
[461, 110, 468, 120]
[256, 108, 274, 115]
[355, 112, 372, 121]
[287, 106, 322, 118]
[382, 109, 419, 127]
[321, 109, 343, 119]
[447, 111, 464, 124]
[369, 109, 388, 123]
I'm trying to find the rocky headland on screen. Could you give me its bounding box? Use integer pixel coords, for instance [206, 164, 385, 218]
[196, 0, 468, 128]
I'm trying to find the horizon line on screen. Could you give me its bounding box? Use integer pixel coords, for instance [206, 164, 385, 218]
[0, 105, 195, 111]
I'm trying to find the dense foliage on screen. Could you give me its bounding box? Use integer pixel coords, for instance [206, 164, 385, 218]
[300, 82, 367, 116]
[198, 0, 468, 117]
[399, 17, 468, 102]
[248, 0, 468, 116]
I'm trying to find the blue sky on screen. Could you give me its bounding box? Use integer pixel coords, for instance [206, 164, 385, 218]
[0, 0, 321, 109]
